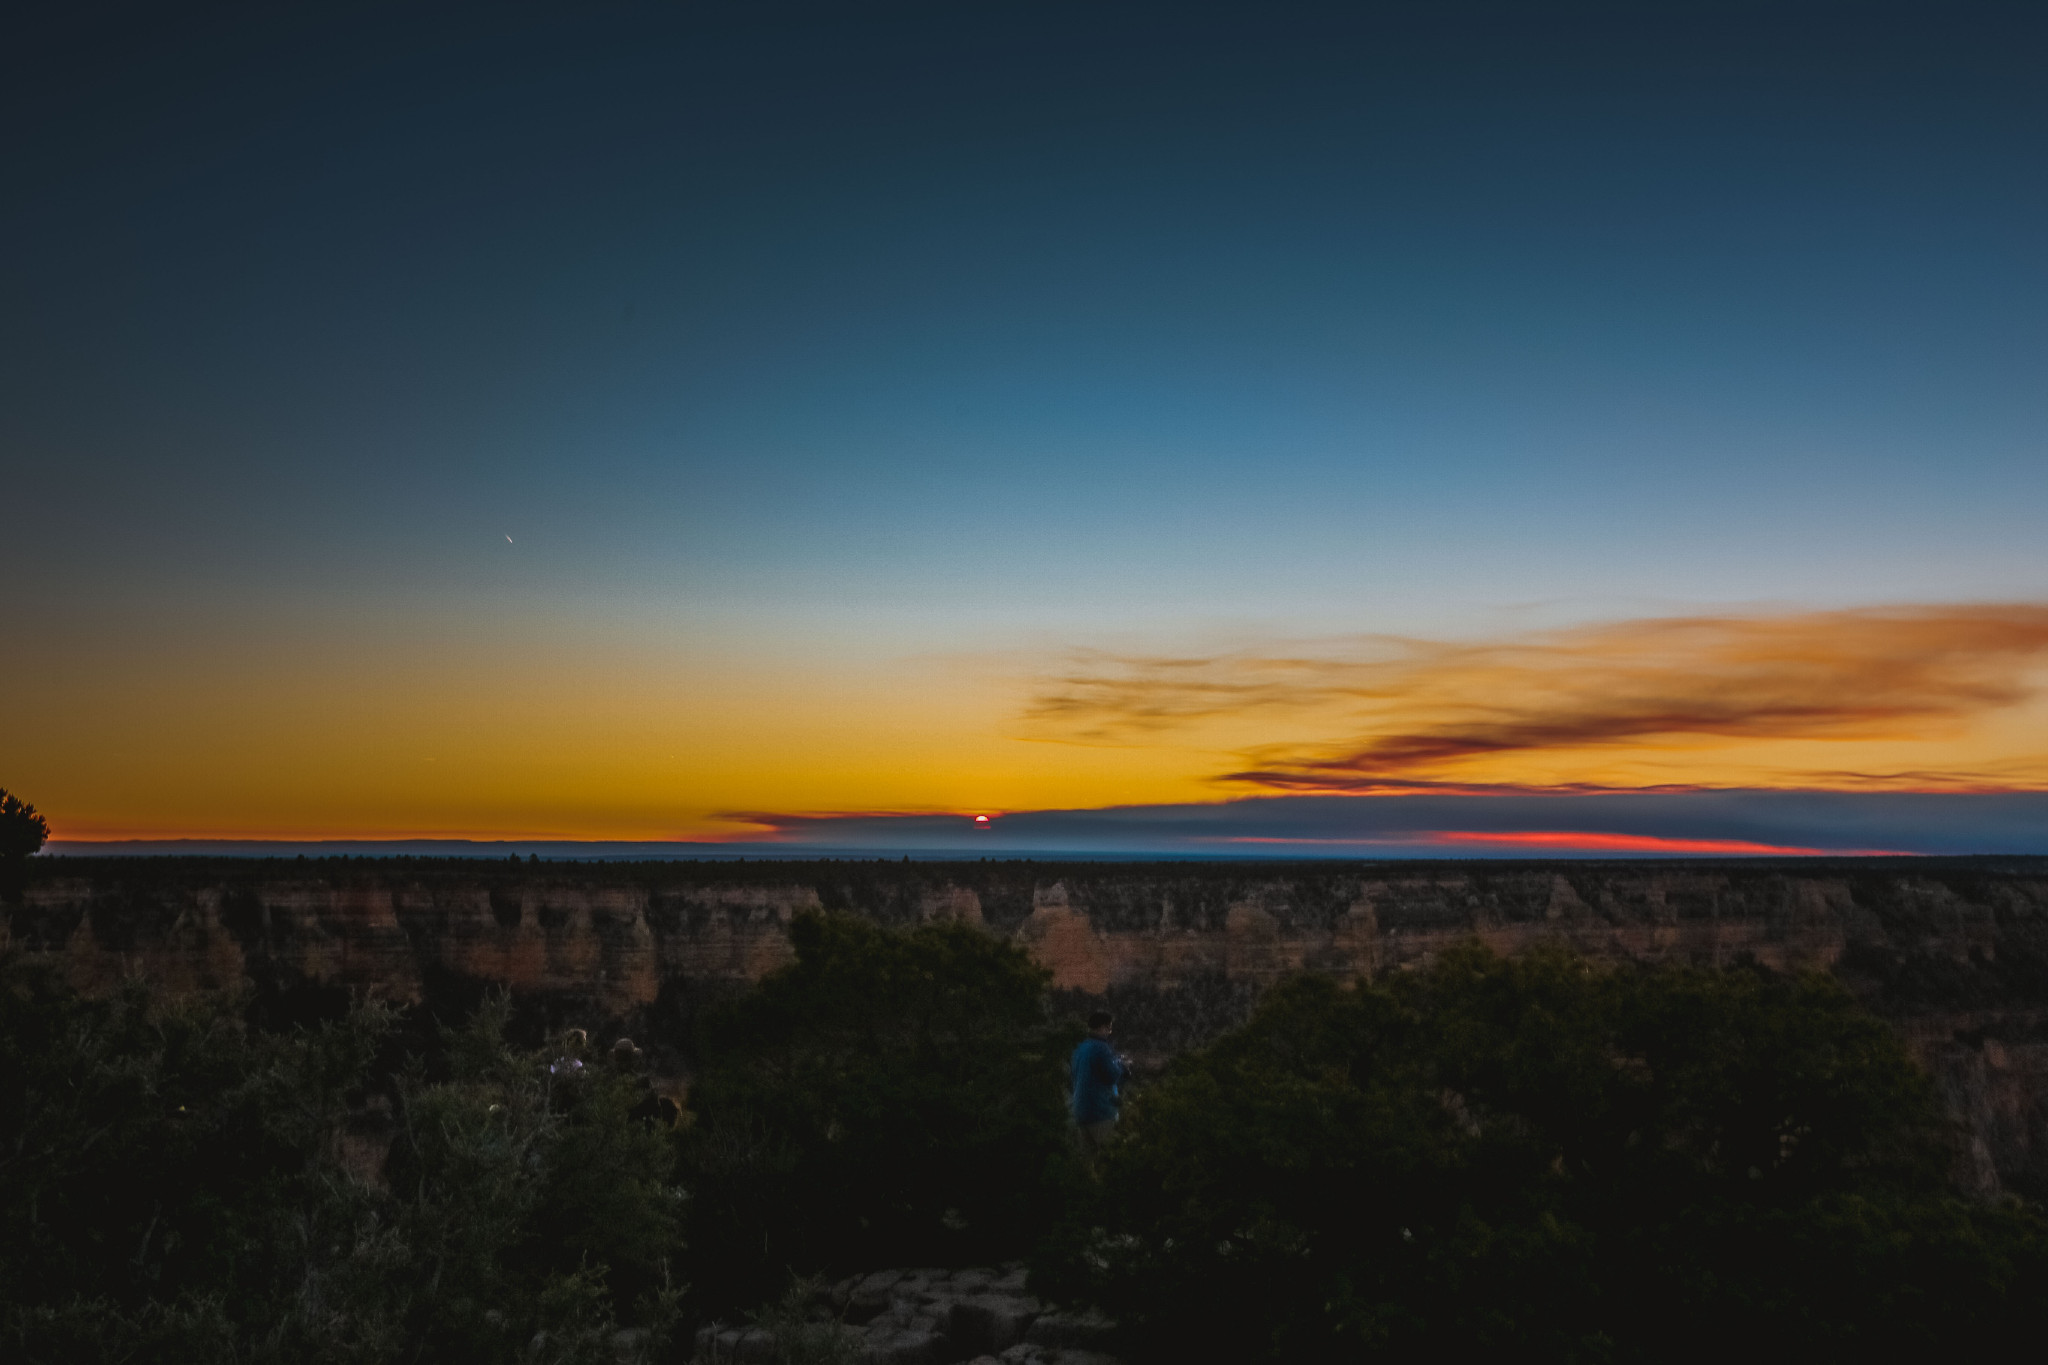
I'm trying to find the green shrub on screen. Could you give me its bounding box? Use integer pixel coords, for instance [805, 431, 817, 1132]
[0, 960, 682, 1363]
[683, 912, 1072, 1313]
[0, 959, 387, 1320]
[1033, 942, 2048, 1364]
[367, 994, 685, 1363]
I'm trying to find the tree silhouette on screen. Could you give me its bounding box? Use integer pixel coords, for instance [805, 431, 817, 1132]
[0, 788, 50, 860]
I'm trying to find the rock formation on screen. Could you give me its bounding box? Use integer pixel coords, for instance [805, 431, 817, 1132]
[695, 1263, 1120, 1365]
[8, 856, 2047, 1196]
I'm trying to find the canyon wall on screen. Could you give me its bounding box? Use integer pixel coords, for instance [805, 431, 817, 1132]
[8, 857, 2048, 1196]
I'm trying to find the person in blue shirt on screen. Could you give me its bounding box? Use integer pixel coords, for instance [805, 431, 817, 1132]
[1070, 1009, 1129, 1159]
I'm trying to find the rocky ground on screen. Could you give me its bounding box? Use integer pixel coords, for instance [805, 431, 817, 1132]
[693, 1264, 1120, 1365]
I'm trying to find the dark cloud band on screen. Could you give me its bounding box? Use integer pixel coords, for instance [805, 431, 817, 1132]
[726, 789, 2048, 857]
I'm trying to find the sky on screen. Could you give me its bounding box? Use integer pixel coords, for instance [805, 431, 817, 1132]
[6, 1, 2048, 856]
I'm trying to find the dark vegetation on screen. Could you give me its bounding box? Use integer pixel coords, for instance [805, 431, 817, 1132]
[0, 911, 1072, 1361]
[682, 914, 1075, 1312]
[6, 891, 2048, 1361]
[1, 963, 681, 1363]
[1035, 943, 2048, 1362]
[0, 788, 50, 900]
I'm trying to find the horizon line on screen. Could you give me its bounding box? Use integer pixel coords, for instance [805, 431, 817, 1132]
[38, 837, 2023, 864]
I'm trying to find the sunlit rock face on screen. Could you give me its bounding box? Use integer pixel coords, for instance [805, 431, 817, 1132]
[8, 858, 2048, 1197]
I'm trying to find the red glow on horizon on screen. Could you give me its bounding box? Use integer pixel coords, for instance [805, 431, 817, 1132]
[1428, 830, 1912, 856]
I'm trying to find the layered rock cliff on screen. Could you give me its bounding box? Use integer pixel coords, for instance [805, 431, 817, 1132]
[8, 857, 2048, 1197]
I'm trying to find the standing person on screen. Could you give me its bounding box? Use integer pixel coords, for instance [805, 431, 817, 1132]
[1070, 1010, 1129, 1161]
[609, 1036, 644, 1074]
[610, 1036, 679, 1127]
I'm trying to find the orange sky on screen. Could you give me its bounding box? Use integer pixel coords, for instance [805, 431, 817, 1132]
[14, 603, 2048, 841]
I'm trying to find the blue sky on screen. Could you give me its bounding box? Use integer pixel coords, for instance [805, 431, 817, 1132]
[7, 2, 2048, 850]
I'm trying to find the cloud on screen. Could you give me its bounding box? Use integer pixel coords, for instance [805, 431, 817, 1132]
[717, 789, 2048, 856]
[1023, 605, 2048, 792]
[64, 788, 2048, 859]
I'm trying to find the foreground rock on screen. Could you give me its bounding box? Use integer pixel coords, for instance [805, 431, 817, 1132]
[692, 1265, 1121, 1365]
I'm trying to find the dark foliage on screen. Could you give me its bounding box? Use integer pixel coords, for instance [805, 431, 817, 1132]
[0, 960, 384, 1318]
[9, 891, 2048, 1361]
[1033, 942, 2048, 1364]
[0, 788, 50, 902]
[0, 788, 48, 861]
[0, 958, 680, 1363]
[681, 912, 1074, 1314]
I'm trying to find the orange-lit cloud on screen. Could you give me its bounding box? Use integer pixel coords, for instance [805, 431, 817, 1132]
[1023, 604, 2048, 793]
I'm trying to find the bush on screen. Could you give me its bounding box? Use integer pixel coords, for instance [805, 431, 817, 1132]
[682, 912, 1072, 1313]
[1033, 942, 2048, 1364]
[0, 959, 682, 1363]
[0, 959, 387, 1321]
[365, 994, 685, 1363]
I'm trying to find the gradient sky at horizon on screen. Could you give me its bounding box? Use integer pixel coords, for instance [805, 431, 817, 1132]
[7, 1, 2048, 848]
